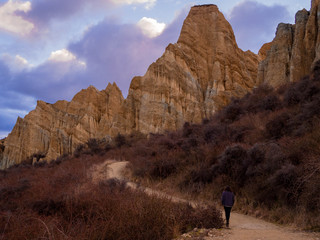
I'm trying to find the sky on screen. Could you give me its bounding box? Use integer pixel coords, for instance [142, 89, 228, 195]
[0, 0, 311, 139]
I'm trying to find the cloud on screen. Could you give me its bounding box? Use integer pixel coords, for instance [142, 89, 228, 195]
[0, 107, 27, 134]
[0, 0, 34, 35]
[137, 17, 166, 38]
[69, 19, 163, 96]
[1, 54, 30, 72]
[0, 71, 36, 134]
[0, 8, 187, 137]
[0, 90, 36, 112]
[48, 49, 86, 68]
[69, 11, 186, 96]
[49, 49, 77, 62]
[27, 0, 92, 25]
[154, 7, 187, 44]
[26, 0, 156, 27]
[111, 0, 156, 9]
[0, 54, 87, 135]
[228, 1, 290, 53]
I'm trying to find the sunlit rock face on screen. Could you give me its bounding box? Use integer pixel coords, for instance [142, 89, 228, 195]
[122, 4, 259, 134]
[0, 83, 124, 168]
[258, 0, 320, 87]
[0, 4, 261, 168]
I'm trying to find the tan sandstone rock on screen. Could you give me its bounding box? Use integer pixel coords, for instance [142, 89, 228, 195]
[0, 4, 259, 168]
[258, 42, 272, 61]
[258, 0, 320, 86]
[0, 83, 124, 169]
[121, 4, 259, 134]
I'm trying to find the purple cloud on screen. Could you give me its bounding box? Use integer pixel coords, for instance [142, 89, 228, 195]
[23, 0, 112, 26]
[0, 9, 186, 135]
[10, 61, 87, 102]
[68, 11, 186, 96]
[155, 8, 188, 45]
[0, 60, 35, 133]
[69, 21, 160, 96]
[228, 1, 290, 53]
[7, 10, 186, 102]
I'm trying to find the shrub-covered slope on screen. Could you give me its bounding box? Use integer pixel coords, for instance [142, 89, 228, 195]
[122, 61, 320, 228]
[0, 154, 223, 239]
[2, 62, 320, 238]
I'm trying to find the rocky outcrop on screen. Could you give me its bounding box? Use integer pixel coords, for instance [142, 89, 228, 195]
[122, 4, 259, 134]
[258, 42, 272, 61]
[258, 0, 320, 87]
[0, 4, 260, 168]
[1, 83, 124, 169]
[0, 139, 4, 163]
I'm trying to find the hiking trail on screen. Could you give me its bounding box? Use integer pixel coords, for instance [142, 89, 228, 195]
[90, 160, 320, 240]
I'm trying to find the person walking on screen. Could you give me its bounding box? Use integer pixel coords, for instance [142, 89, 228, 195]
[221, 186, 235, 228]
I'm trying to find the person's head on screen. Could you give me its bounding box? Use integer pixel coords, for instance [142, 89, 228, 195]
[225, 186, 232, 192]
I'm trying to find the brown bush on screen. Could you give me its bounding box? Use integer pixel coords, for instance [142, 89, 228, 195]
[0, 152, 223, 240]
[86, 138, 102, 154]
[115, 133, 127, 147]
[222, 100, 243, 122]
[265, 112, 291, 139]
[7, 63, 320, 230]
[284, 87, 302, 106]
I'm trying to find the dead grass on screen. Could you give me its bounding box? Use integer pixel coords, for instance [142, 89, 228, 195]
[112, 63, 320, 230]
[0, 153, 223, 240]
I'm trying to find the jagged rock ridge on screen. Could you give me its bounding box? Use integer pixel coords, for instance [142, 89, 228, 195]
[258, 0, 320, 86]
[1, 83, 124, 168]
[3, 1, 319, 168]
[121, 4, 259, 134]
[0, 4, 260, 168]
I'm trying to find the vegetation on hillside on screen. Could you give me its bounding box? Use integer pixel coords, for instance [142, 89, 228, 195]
[2, 62, 320, 239]
[104, 62, 320, 228]
[0, 152, 222, 239]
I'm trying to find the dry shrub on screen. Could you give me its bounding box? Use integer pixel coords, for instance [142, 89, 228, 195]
[203, 123, 228, 144]
[123, 64, 320, 228]
[115, 133, 127, 147]
[0, 153, 223, 240]
[261, 94, 282, 111]
[265, 112, 291, 139]
[221, 99, 243, 123]
[284, 86, 302, 106]
[86, 138, 103, 154]
[1, 182, 223, 240]
[151, 157, 178, 179]
[182, 165, 215, 188]
[218, 145, 248, 185]
[6, 61, 320, 231]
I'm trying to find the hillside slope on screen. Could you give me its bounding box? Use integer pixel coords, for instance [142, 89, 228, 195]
[3, 0, 320, 169]
[0, 4, 259, 169]
[123, 61, 320, 228]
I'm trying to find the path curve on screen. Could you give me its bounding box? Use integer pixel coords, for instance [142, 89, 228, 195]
[90, 160, 320, 240]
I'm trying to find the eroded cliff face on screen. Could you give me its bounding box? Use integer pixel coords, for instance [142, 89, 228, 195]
[122, 4, 259, 134]
[1, 4, 260, 168]
[1, 83, 124, 169]
[258, 0, 320, 87]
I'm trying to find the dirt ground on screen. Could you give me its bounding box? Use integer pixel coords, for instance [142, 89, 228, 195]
[90, 160, 320, 240]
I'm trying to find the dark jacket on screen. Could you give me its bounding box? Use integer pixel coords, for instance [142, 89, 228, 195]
[221, 191, 235, 207]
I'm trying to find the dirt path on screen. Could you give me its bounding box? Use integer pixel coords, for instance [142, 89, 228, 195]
[224, 213, 319, 240]
[90, 160, 320, 240]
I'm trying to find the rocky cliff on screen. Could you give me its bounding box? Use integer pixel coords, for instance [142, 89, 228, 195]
[0, 4, 260, 168]
[258, 0, 320, 87]
[121, 4, 259, 134]
[1, 83, 124, 168]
